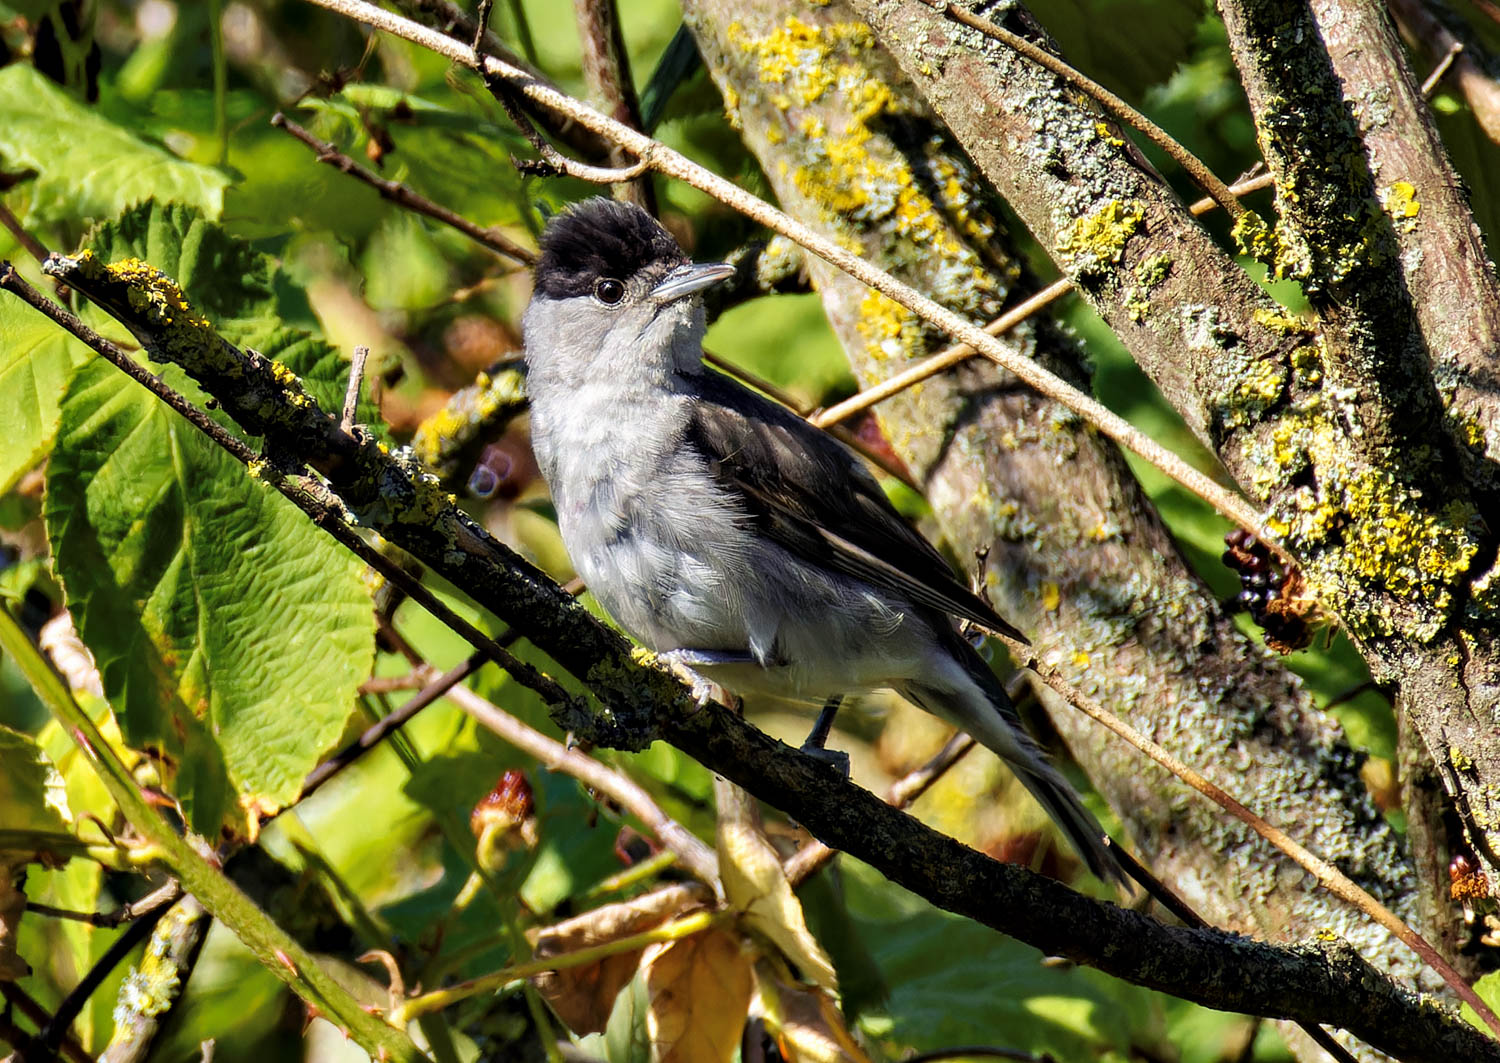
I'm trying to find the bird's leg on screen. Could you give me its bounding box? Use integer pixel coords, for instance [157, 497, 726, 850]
[658, 648, 755, 708]
[800, 696, 850, 777]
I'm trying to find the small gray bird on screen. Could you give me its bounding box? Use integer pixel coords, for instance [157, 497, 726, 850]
[522, 198, 1123, 884]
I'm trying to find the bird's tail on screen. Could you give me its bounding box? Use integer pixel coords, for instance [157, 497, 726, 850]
[901, 639, 1128, 888]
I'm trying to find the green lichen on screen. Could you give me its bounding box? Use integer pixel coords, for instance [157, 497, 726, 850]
[1135, 253, 1173, 290]
[1056, 200, 1143, 279]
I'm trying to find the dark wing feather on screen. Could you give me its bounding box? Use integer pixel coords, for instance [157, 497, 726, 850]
[682, 371, 1029, 645]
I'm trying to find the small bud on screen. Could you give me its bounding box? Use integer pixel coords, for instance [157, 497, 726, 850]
[471, 770, 539, 868]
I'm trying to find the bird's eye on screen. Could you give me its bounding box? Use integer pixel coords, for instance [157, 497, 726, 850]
[594, 278, 625, 305]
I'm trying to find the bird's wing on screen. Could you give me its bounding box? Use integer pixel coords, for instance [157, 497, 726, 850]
[681, 370, 1029, 645]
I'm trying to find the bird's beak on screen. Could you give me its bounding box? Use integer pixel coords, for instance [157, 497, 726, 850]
[651, 261, 735, 302]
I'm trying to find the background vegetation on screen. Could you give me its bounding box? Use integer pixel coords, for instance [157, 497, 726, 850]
[3, 0, 1499, 1061]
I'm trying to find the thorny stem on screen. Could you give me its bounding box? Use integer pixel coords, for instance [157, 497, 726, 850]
[300, 0, 1277, 547]
[0, 610, 427, 1063]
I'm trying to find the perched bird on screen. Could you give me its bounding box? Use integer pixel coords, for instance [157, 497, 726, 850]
[522, 197, 1123, 884]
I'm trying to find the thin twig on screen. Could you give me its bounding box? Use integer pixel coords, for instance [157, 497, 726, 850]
[297, 652, 483, 801]
[26, 880, 181, 929]
[0, 200, 51, 265]
[341, 344, 370, 435]
[446, 681, 722, 889]
[571, 0, 653, 212]
[304, 0, 1273, 544]
[358, 673, 429, 694]
[0, 984, 91, 1063]
[1421, 40, 1464, 97]
[1009, 637, 1500, 1038]
[913, 0, 1243, 219]
[487, 75, 653, 185]
[33, 899, 171, 1058]
[270, 112, 535, 265]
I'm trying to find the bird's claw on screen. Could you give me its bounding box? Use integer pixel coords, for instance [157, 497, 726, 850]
[799, 742, 851, 778]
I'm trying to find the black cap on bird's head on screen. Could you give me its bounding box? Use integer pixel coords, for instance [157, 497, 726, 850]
[533, 198, 733, 306]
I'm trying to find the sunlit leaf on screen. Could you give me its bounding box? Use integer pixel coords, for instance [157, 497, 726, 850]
[643, 928, 755, 1063]
[45, 358, 373, 836]
[0, 65, 229, 226]
[528, 883, 705, 1034]
[0, 295, 92, 494]
[719, 815, 837, 991]
[756, 965, 873, 1063]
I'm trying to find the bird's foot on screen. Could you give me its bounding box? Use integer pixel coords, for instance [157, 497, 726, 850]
[798, 741, 851, 778]
[658, 648, 754, 709]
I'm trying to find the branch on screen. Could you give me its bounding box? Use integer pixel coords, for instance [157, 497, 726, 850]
[570, 0, 654, 212]
[301, 0, 1275, 547]
[11, 238, 1493, 1063]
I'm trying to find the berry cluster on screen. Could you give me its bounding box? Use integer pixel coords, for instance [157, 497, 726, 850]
[1221, 530, 1319, 654]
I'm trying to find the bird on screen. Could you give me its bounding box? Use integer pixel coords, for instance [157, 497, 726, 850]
[521, 197, 1124, 884]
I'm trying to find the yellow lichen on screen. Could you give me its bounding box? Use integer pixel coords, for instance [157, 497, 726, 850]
[1040, 582, 1061, 612]
[731, 13, 1009, 363]
[1093, 121, 1124, 149]
[1232, 210, 1279, 266]
[1056, 200, 1144, 278]
[1380, 180, 1420, 232]
[1253, 402, 1479, 638]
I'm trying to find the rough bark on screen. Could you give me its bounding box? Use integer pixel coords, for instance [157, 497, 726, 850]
[682, 5, 1428, 1056]
[846, 0, 1500, 892]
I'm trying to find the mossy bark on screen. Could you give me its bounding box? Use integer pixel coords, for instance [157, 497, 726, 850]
[843, 0, 1500, 919]
[683, 6, 1427, 1054]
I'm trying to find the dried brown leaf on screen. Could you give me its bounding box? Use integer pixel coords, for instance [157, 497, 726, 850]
[756, 967, 871, 1063]
[528, 882, 709, 1034]
[644, 928, 755, 1063]
[719, 818, 837, 991]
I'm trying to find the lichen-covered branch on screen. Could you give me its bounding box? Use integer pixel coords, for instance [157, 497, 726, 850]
[682, 5, 1428, 1054]
[1308, 0, 1500, 464]
[849, 0, 1500, 877]
[1215, 0, 1500, 905]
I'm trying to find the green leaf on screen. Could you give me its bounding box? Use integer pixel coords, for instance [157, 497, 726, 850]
[84, 201, 275, 324]
[19, 859, 121, 1054]
[84, 201, 385, 430]
[0, 65, 230, 226]
[1464, 971, 1500, 1034]
[44, 357, 374, 836]
[841, 860, 1166, 1062]
[0, 293, 91, 493]
[0, 724, 71, 848]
